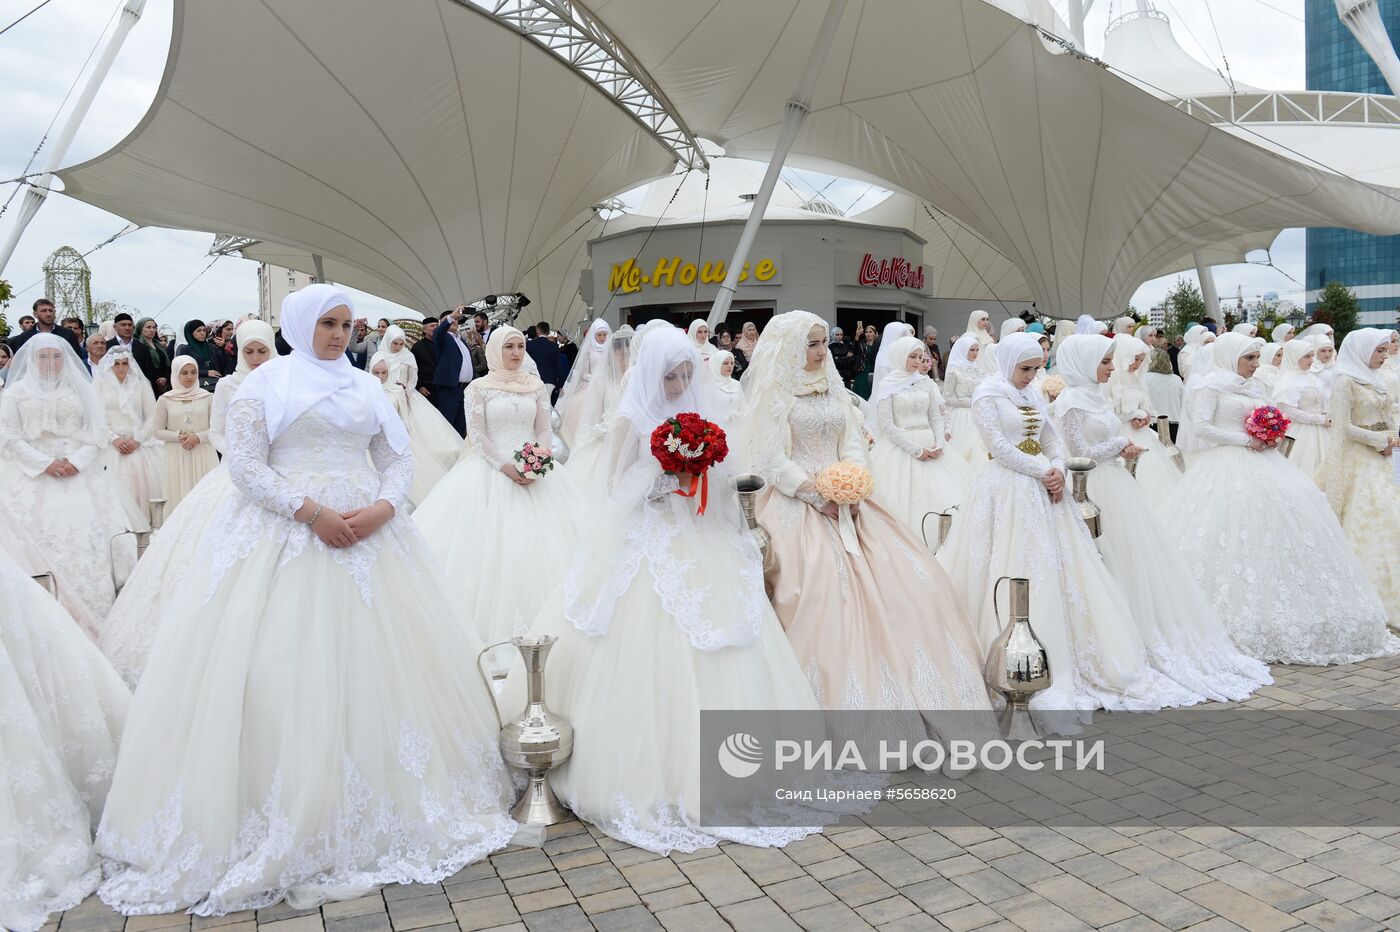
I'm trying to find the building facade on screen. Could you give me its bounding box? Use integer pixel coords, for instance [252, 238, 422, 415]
[1305, 0, 1400, 326]
[257, 262, 318, 328]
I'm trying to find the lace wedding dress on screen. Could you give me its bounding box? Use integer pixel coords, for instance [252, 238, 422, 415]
[1274, 377, 1331, 480]
[502, 419, 823, 855]
[1164, 383, 1397, 663]
[96, 400, 520, 916]
[938, 393, 1202, 716]
[414, 382, 582, 674]
[1057, 406, 1271, 700]
[0, 549, 128, 932]
[755, 388, 995, 746]
[943, 365, 989, 466]
[868, 380, 973, 542]
[379, 380, 454, 507]
[0, 389, 135, 624]
[1320, 377, 1400, 627]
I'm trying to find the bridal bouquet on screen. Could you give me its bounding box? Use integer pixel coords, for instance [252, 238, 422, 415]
[1245, 405, 1290, 446]
[815, 461, 874, 505]
[513, 441, 555, 478]
[650, 413, 729, 514]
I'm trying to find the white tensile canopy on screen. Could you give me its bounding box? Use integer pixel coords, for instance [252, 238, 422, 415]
[58, 0, 1400, 323]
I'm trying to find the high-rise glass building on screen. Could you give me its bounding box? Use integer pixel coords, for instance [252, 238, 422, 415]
[1305, 0, 1400, 326]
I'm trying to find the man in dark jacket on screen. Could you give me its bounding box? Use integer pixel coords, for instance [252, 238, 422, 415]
[432, 307, 475, 435]
[7, 298, 81, 353]
[411, 316, 440, 404]
[828, 327, 859, 388]
[525, 320, 569, 404]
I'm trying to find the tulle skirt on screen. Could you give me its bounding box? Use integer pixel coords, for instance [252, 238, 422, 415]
[103, 442, 164, 511]
[868, 426, 973, 546]
[1145, 372, 1183, 421]
[1286, 420, 1330, 480]
[414, 452, 583, 674]
[160, 439, 219, 511]
[1086, 461, 1270, 701]
[97, 504, 520, 916]
[1164, 444, 1398, 664]
[100, 466, 234, 688]
[946, 406, 989, 468]
[401, 393, 462, 506]
[939, 460, 1204, 717]
[1323, 439, 1400, 628]
[0, 554, 128, 932]
[1124, 423, 1182, 509]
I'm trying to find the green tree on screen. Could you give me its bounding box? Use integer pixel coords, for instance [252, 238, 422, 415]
[1311, 281, 1361, 340]
[1163, 278, 1206, 339]
[0, 278, 12, 340]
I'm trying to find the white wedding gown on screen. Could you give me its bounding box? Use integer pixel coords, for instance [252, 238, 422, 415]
[1274, 378, 1331, 480]
[415, 382, 581, 674]
[1164, 383, 1397, 664]
[1057, 406, 1271, 700]
[0, 550, 129, 932]
[938, 393, 1202, 717]
[868, 380, 973, 543]
[502, 422, 822, 855]
[942, 366, 989, 467]
[97, 400, 520, 916]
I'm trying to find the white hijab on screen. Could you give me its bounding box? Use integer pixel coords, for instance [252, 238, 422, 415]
[871, 321, 915, 389]
[1106, 335, 1151, 415]
[1074, 314, 1099, 335]
[379, 324, 415, 379]
[972, 331, 1047, 413]
[946, 334, 980, 373]
[1255, 342, 1284, 388]
[868, 335, 928, 429]
[616, 326, 705, 433]
[1270, 338, 1321, 408]
[1000, 318, 1027, 340]
[708, 350, 741, 396]
[1271, 323, 1295, 344]
[1112, 316, 1135, 335]
[1048, 334, 1113, 419]
[687, 319, 715, 359]
[1179, 332, 1261, 452]
[235, 284, 409, 452]
[0, 333, 108, 444]
[1232, 322, 1257, 336]
[1332, 327, 1392, 390]
[232, 320, 277, 378]
[95, 346, 154, 411]
[965, 309, 993, 345]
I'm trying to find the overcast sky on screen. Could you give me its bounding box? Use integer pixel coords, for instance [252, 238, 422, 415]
[0, 0, 1313, 330]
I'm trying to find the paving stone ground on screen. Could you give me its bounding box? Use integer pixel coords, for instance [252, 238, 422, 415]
[53, 656, 1400, 932]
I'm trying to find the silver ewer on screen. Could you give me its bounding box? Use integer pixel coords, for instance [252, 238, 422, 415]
[733, 474, 774, 575]
[478, 635, 575, 826]
[1123, 453, 1138, 478]
[136, 497, 168, 559]
[1155, 415, 1185, 472]
[1064, 457, 1101, 539]
[30, 573, 58, 599]
[1278, 435, 1296, 457]
[982, 577, 1051, 739]
[920, 507, 958, 554]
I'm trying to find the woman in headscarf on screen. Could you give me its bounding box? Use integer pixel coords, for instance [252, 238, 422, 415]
[369, 352, 444, 509]
[1074, 314, 1105, 335]
[707, 349, 746, 428]
[145, 355, 217, 509]
[0, 334, 137, 625]
[942, 334, 990, 467]
[559, 325, 635, 497]
[737, 311, 996, 759]
[0, 342, 12, 383]
[374, 322, 460, 478]
[1270, 338, 1331, 478]
[869, 320, 915, 390]
[1112, 316, 1135, 335]
[1176, 324, 1209, 381]
[1318, 329, 1400, 627]
[938, 333, 1199, 723]
[100, 320, 279, 688]
[686, 318, 716, 364]
[176, 319, 221, 382]
[964, 309, 998, 376]
[98, 285, 523, 915]
[1272, 323, 1295, 344]
[1047, 318, 1074, 370]
[1308, 332, 1338, 393]
[556, 317, 612, 445]
[1254, 342, 1284, 392]
[131, 316, 171, 395]
[1163, 332, 1396, 664]
[94, 347, 164, 509]
[851, 323, 878, 398]
[731, 319, 760, 379]
[0, 546, 130, 932]
[415, 325, 583, 675]
[867, 336, 973, 540]
[502, 327, 823, 854]
[1049, 335, 1270, 701]
[1232, 322, 1258, 337]
[1000, 317, 1027, 341]
[1104, 335, 1181, 503]
[1135, 325, 1184, 424]
[1299, 322, 1335, 343]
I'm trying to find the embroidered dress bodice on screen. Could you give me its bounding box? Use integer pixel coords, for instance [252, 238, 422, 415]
[1277, 381, 1329, 427]
[1191, 387, 1266, 448]
[973, 395, 1065, 477]
[943, 367, 983, 408]
[466, 384, 550, 470]
[1058, 407, 1130, 464]
[877, 382, 947, 455]
[0, 393, 100, 473]
[787, 391, 846, 477]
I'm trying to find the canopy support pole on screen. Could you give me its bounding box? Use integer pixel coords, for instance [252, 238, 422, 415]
[312, 253, 326, 283]
[0, 0, 147, 279]
[1194, 250, 1220, 321]
[707, 0, 846, 328]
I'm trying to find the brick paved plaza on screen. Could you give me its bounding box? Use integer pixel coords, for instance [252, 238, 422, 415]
[52, 656, 1400, 932]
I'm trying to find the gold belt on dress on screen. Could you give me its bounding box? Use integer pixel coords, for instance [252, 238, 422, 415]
[1361, 422, 1393, 432]
[1016, 438, 1043, 456]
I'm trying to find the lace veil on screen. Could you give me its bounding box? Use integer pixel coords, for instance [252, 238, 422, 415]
[1, 333, 108, 445]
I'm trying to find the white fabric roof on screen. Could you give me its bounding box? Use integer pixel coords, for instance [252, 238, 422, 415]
[1101, 8, 1257, 99]
[58, 0, 1400, 322]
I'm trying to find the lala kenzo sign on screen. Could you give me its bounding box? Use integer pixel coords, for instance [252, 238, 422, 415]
[857, 252, 925, 290]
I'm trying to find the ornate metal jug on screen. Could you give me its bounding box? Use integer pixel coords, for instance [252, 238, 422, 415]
[1155, 415, 1185, 471]
[1278, 435, 1296, 457]
[920, 507, 957, 554]
[982, 576, 1051, 739]
[1064, 457, 1101, 539]
[733, 474, 774, 574]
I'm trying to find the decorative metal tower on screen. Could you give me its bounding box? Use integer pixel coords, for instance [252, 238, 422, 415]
[43, 246, 94, 323]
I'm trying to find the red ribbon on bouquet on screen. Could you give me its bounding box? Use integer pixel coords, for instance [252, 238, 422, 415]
[672, 470, 710, 515]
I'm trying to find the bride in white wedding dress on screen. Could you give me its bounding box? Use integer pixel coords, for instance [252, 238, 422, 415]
[99, 320, 277, 688]
[97, 286, 520, 916]
[0, 548, 128, 932]
[1164, 332, 1397, 665]
[503, 326, 822, 854]
[1049, 335, 1270, 701]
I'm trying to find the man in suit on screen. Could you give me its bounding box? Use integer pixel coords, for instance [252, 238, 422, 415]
[411, 316, 440, 405]
[8, 298, 81, 353]
[526, 320, 569, 404]
[432, 306, 475, 435]
[84, 334, 108, 374]
[107, 312, 137, 351]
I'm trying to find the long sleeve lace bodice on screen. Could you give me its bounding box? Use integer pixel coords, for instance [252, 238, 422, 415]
[943, 366, 982, 408]
[1275, 379, 1328, 427]
[1332, 377, 1393, 452]
[0, 392, 103, 477]
[465, 383, 551, 470]
[1058, 407, 1130, 464]
[973, 395, 1065, 478]
[776, 391, 866, 505]
[876, 381, 947, 455]
[1190, 386, 1256, 448]
[208, 376, 243, 454]
[98, 380, 156, 443]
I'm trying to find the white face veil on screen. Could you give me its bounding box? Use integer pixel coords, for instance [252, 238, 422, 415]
[0, 332, 108, 445]
[557, 317, 613, 414]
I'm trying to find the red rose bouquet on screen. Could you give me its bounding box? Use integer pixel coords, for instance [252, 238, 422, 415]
[650, 413, 729, 514]
[1245, 405, 1290, 446]
[513, 441, 555, 478]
